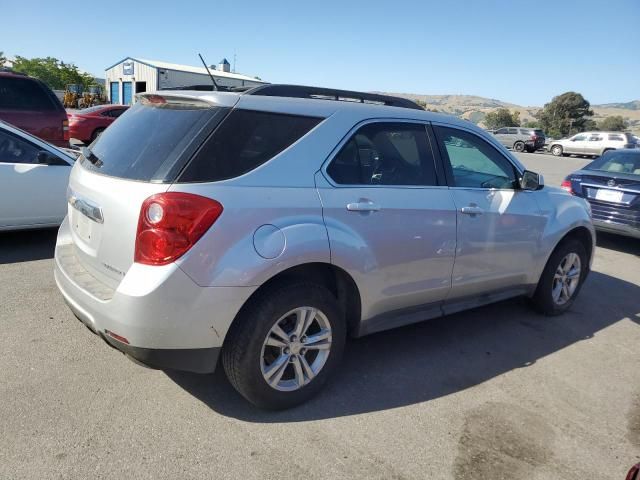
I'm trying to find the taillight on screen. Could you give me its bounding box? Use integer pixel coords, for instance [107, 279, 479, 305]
[62, 118, 69, 141]
[531, 135, 538, 141]
[560, 180, 573, 194]
[134, 192, 223, 266]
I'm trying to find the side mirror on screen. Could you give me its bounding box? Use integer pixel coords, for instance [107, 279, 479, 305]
[520, 170, 544, 191]
[36, 150, 68, 166]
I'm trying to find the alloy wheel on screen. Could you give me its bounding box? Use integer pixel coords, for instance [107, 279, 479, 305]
[260, 307, 332, 392]
[551, 252, 581, 305]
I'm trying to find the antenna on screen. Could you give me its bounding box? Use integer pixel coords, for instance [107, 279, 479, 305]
[233, 52, 237, 73]
[198, 53, 219, 91]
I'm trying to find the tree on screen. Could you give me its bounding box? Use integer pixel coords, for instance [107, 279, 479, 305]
[597, 115, 626, 131]
[11, 56, 95, 90]
[483, 108, 520, 129]
[535, 92, 594, 138]
[0, 51, 6, 67]
[523, 120, 540, 128]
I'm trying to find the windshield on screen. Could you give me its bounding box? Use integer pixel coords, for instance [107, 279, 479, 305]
[585, 150, 640, 176]
[81, 96, 224, 182]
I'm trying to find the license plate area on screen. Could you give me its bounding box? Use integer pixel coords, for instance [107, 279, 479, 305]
[72, 210, 94, 242]
[595, 188, 623, 203]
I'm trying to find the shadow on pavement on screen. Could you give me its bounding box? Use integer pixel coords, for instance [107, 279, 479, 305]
[0, 228, 58, 264]
[596, 232, 640, 256]
[167, 270, 639, 422]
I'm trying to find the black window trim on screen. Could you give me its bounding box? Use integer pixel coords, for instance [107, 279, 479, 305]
[0, 127, 72, 166]
[321, 118, 447, 189]
[431, 122, 525, 191]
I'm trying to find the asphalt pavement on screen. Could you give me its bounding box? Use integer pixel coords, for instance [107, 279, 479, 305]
[1, 152, 638, 480]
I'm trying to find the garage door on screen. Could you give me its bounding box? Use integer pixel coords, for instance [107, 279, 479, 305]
[122, 82, 132, 105]
[110, 82, 119, 104]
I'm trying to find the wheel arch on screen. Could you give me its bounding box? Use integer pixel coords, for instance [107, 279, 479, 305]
[544, 226, 594, 278]
[225, 262, 362, 344]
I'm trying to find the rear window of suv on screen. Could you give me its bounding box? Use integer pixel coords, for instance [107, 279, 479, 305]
[0, 76, 58, 111]
[81, 96, 223, 181]
[179, 109, 323, 182]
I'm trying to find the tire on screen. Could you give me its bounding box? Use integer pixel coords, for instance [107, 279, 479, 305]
[550, 145, 563, 157]
[531, 239, 588, 316]
[513, 141, 525, 152]
[222, 282, 346, 409]
[90, 128, 105, 143]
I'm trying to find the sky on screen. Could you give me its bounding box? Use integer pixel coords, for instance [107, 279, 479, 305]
[2, 0, 638, 106]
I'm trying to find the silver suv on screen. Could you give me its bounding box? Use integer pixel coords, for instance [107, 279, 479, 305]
[54, 85, 595, 409]
[492, 127, 546, 153]
[549, 131, 637, 157]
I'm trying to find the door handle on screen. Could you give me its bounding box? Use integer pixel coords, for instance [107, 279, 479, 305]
[460, 205, 484, 215]
[346, 201, 381, 212]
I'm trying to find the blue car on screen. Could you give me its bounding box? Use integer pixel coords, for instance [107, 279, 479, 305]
[562, 149, 640, 239]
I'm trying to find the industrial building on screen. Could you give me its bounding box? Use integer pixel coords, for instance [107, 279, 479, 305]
[104, 57, 267, 104]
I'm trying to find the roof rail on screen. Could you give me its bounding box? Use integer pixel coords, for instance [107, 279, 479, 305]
[244, 84, 424, 110]
[159, 84, 253, 92]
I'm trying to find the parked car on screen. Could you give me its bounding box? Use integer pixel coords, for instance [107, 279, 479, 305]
[562, 148, 640, 239]
[549, 131, 636, 158]
[0, 68, 69, 148]
[0, 121, 76, 230]
[492, 127, 545, 153]
[54, 85, 594, 409]
[68, 105, 129, 144]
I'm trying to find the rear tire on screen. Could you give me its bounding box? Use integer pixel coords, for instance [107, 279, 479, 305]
[222, 283, 346, 409]
[551, 145, 563, 157]
[514, 141, 525, 152]
[531, 239, 588, 316]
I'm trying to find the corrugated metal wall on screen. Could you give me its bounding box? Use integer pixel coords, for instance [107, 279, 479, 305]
[104, 59, 158, 105]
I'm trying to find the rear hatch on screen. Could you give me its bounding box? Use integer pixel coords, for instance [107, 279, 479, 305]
[66, 93, 234, 289]
[0, 74, 68, 146]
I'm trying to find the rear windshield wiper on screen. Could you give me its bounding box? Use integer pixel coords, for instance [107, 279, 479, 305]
[81, 146, 103, 168]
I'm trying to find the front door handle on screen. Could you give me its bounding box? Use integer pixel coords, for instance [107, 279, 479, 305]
[347, 201, 381, 212]
[460, 205, 484, 215]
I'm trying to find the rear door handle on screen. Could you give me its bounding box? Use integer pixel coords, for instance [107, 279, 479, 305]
[347, 201, 381, 212]
[460, 206, 484, 215]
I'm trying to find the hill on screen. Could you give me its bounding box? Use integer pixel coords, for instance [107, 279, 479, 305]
[380, 92, 640, 133]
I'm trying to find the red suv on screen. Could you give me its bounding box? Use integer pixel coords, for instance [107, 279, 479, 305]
[0, 69, 69, 148]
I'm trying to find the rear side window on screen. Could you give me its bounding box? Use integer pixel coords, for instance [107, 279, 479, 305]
[180, 110, 322, 182]
[608, 134, 624, 141]
[507, 128, 518, 134]
[82, 97, 222, 181]
[326, 122, 438, 186]
[0, 77, 58, 111]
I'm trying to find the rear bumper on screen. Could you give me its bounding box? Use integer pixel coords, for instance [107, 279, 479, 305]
[593, 219, 640, 239]
[54, 220, 257, 373]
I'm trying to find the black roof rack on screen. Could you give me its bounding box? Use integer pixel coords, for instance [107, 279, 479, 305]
[244, 84, 423, 110]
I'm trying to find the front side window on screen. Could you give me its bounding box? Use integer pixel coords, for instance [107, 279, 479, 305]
[434, 126, 517, 189]
[495, 128, 508, 135]
[0, 130, 40, 164]
[572, 134, 587, 141]
[326, 122, 438, 186]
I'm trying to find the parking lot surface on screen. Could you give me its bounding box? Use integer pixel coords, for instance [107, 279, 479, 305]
[1, 152, 638, 480]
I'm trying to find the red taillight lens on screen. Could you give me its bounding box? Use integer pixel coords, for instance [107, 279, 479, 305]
[560, 180, 573, 194]
[62, 119, 69, 141]
[531, 135, 538, 141]
[134, 192, 223, 266]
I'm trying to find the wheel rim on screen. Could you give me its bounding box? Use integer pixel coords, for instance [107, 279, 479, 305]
[552, 146, 561, 156]
[551, 252, 581, 305]
[515, 142, 524, 152]
[260, 307, 332, 392]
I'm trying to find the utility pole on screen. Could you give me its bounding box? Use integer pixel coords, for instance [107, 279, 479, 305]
[233, 52, 237, 73]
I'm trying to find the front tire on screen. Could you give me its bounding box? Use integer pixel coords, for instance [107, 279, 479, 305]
[222, 283, 346, 409]
[532, 239, 588, 315]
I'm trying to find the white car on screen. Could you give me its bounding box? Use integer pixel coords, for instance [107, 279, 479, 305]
[548, 131, 637, 157]
[0, 121, 77, 230]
